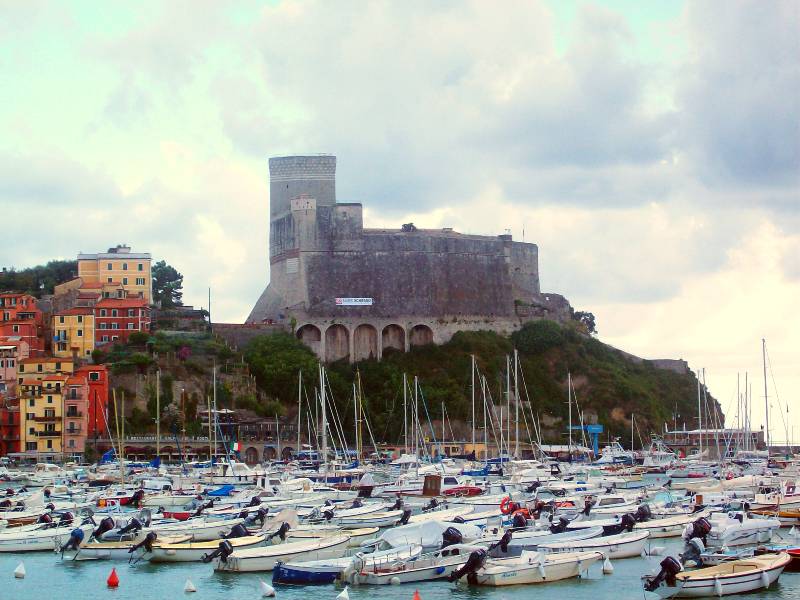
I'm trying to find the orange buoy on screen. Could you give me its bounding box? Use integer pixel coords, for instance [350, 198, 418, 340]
[107, 568, 119, 587]
[412, 591, 422, 600]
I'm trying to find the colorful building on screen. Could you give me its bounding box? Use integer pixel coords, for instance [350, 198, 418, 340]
[0, 340, 29, 395]
[76, 245, 152, 303]
[19, 373, 68, 456]
[0, 396, 20, 456]
[52, 307, 95, 359]
[0, 293, 44, 354]
[75, 364, 109, 439]
[94, 298, 150, 346]
[63, 375, 89, 458]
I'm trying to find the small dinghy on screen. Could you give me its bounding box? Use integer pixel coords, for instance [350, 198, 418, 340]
[272, 544, 422, 585]
[213, 534, 351, 573]
[149, 534, 267, 563]
[643, 552, 790, 598]
[539, 529, 650, 559]
[346, 543, 486, 585]
[452, 549, 604, 586]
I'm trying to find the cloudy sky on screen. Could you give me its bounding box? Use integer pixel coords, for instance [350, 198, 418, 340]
[2, 1, 798, 440]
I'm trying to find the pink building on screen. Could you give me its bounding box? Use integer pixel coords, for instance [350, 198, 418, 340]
[0, 339, 30, 395]
[63, 375, 89, 457]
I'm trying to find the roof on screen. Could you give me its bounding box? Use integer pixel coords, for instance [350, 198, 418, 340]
[75, 364, 107, 374]
[79, 282, 105, 289]
[95, 298, 149, 309]
[66, 376, 86, 386]
[20, 357, 67, 364]
[78, 252, 151, 260]
[55, 307, 93, 316]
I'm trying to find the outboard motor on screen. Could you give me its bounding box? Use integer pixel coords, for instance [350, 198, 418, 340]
[92, 516, 116, 540]
[128, 532, 158, 554]
[44, 488, 52, 498]
[117, 517, 143, 536]
[582, 497, 593, 516]
[684, 517, 712, 546]
[129, 490, 145, 508]
[680, 538, 705, 567]
[254, 508, 267, 526]
[59, 511, 75, 525]
[225, 523, 250, 539]
[37, 513, 53, 525]
[61, 527, 85, 552]
[248, 496, 261, 507]
[391, 497, 403, 511]
[636, 504, 652, 522]
[139, 509, 152, 527]
[448, 548, 488, 584]
[489, 529, 513, 554]
[549, 516, 570, 534]
[451, 516, 466, 524]
[644, 556, 683, 592]
[511, 511, 527, 530]
[425, 498, 439, 512]
[398, 508, 412, 525]
[266, 521, 290, 542]
[202, 539, 234, 564]
[350, 498, 363, 509]
[323, 509, 334, 521]
[46, 502, 56, 511]
[441, 526, 463, 549]
[525, 481, 541, 494]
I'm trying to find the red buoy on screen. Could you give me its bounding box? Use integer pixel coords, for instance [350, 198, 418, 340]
[107, 568, 119, 587]
[412, 591, 421, 600]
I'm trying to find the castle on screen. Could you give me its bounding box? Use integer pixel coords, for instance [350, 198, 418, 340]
[247, 155, 573, 361]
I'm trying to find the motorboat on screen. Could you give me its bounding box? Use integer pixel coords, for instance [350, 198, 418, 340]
[706, 512, 780, 546]
[346, 543, 485, 585]
[60, 533, 192, 561]
[457, 549, 604, 586]
[149, 533, 266, 562]
[539, 529, 650, 559]
[0, 521, 94, 552]
[213, 534, 351, 572]
[643, 552, 790, 597]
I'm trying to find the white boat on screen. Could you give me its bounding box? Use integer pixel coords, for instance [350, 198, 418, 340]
[149, 534, 266, 562]
[337, 510, 403, 528]
[287, 526, 378, 547]
[347, 544, 485, 585]
[60, 533, 192, 561]
[706, 512, 781, 546]
[0, 522, 94, 552]
[643, 552, 790, 597]
[213, 535, 351, 572]
[467, 550, 604, 586]
[364, 520, 483, 552]
[539, 530, 650, 559]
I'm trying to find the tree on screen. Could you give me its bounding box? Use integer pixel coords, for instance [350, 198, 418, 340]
[152, 260, 184, 307]
[573, 311, 597, 334]
[0, 260, 77, 296]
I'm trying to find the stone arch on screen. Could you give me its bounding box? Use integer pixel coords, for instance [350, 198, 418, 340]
[353, 324, 378, 362]
[325, 324, 350, 362]
[381, 324, 405, 353]
[263, 446, 277, 461]
[244, 446, 260, 465]
[296, 324, 322, 355]
[409, 324, 434, 347]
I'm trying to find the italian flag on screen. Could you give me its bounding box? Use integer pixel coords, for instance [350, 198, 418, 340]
[231, 441, 241, 452]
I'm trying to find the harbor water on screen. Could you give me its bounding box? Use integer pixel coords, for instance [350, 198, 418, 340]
[2, 536, 800, 600]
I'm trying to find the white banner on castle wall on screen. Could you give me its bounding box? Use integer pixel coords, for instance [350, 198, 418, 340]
[336, 297, 373, 306]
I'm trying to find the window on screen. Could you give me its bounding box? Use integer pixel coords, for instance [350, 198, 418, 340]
[112, 336, 119, 341]
[77, 315, 83, 323]
[47, 396, 53, 404]
[12, 325, 18, 333]
[89, 372, 99, 381]
[18, 364, 24, 372]
[103, 292, 110, 298]
[138, 263, 143, 271]
[99, 323, 107, 330]
[107, 263, 112, 270]
[59, 316, 65, 324]
[46, 439, 52, 449]
[28, 399, 34, 408]
[123, 278, 128, 285]
[128, 309, 134, 317]
[57, 343, 66, 352]
[26, 442, 36, 451]
[111, 309, 118, 317]
[85, 349, 91, 356]
[77, 329, 83, 337]
[26, 413, 34, 420]
[136, 277, 145, 285]
[68, 439, 75, 448]
[107, 277, 113, 283]
[55, 362, 61, 370]
[100, 309, 107, 317]
[123, 263, 128, 271]
[28, 427, 34, 435]
[127, 323, 135, 330]
[102, 335, 109, 342]
[112, 323, 119, 330]
[37, 364, 42, 372]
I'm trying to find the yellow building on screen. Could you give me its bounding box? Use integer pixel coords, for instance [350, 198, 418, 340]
[52, 308, 95, 359]
[19, 374, 67, 455]
[77, 244, 152, 303]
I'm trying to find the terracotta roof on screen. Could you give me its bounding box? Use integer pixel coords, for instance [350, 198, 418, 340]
[55, 307, 94, 316]
[19, 357, 67, 364]
[79, 282, 105, 289]
[66, 376, 86, 385]
[95, 298, 149, 309]
[75, 364, 108, 374]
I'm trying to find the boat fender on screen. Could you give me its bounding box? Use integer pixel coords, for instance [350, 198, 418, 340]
[644, 556, 682, 592]
[59, 511, 75, 525]
[447, 548, 487, 583]
[761, 570, 770, 588]
[398, 509, 412, 526]
[389, 577, 401, 585]
[602, 557, 614, 574]
[714, 576, 723, 597]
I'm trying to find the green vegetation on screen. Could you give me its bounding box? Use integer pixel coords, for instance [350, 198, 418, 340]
[241, 322, 718, 447]
[152, 260, 184, 308]
[0, 260, 77, 296]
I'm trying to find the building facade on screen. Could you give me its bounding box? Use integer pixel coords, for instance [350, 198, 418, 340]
[94, 298, 151, 346]
[75, 245, 152, 303]
[53, 307, 95, 359]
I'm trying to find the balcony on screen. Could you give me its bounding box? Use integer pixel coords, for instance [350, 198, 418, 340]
[64, 425, 82, 434]
[32, 415, 58, 422]
[35, 430, 61, 437]
[65, 411, 83, 418]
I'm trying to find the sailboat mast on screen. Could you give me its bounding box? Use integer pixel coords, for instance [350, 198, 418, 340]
[762, 338, 770, 454]
[471, 355, 475, 456]
[297, 370, 302, 459]
[482, 375, 487, 459]
[514, 349, 519, 459]
[697, 371, 703, 458]
[568, 372, 573, 455]
[403, 373, 408, 455]
[319, 364, 327, 473]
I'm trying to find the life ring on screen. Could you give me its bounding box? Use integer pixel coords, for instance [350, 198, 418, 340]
[500, 497, 513, 514]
